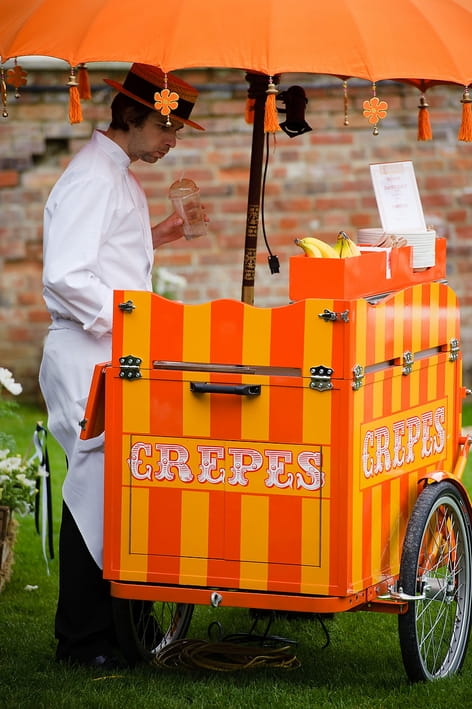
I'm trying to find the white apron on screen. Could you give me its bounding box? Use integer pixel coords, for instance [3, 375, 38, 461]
[40, 131, 153, 568]
[39, 321, 111, 567]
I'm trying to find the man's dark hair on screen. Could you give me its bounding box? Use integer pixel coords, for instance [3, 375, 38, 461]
[109, 92, 154, 131]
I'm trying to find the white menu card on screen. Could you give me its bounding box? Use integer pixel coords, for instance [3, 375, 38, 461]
[369, 161, 427, 233]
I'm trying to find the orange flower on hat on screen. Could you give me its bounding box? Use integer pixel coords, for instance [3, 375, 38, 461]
[362, 96, 388, 124]
[154, 88, 179, 116]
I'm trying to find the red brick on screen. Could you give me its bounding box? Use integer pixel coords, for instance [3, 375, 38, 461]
[0, 171, 19, 187]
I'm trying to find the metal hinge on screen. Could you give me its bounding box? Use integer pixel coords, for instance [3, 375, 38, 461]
[118, 300, 135, 313]
[352, 363, 364, 390]
[318, 308, 349, 322]
[310, 365, 334, 391]
[119, 354, 142, 380]
[449, 337, 460, 362]
[402, 351, 414, 376]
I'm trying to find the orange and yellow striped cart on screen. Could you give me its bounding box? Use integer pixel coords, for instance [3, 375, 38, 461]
[82, 238, 472, 681]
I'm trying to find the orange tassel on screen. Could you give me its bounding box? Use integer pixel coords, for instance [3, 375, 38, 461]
[78, 64, 91, 100]
[458, 88, 472, 142]
[417, 96, 432, 141]
[264, 82, 281, 133]
[67, 68, 83, 124]
[68, 85, 83, 123]
[244, 97, 255, 124]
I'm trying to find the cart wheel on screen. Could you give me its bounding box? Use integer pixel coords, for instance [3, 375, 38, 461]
[112, 598, 194, 666]
[398, 481, 472, 681]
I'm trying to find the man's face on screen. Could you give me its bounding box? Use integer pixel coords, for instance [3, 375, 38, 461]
[126, 113, 184, 163]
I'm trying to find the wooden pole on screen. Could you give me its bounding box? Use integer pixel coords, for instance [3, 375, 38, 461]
[241, 73, 273, 305]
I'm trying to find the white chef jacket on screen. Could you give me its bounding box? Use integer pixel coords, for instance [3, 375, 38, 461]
[39, 130, 154, 567]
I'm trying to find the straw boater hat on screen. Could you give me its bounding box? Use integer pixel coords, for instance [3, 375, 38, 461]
[104, 63, 204, 131]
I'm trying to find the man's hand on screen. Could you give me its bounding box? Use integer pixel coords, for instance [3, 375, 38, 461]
[152, 208, 209, 249]
[151, 212, 185, 249]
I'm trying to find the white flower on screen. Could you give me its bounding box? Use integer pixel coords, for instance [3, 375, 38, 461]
[0, 365, 38, 513]
[0, 367, 22, 395]
[0, 455, 22, 472]
[15, 473, 37, 490]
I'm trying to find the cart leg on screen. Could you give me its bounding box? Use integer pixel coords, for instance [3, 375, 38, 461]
[398, 481, 472, 681]
[112, 599, 194, 666]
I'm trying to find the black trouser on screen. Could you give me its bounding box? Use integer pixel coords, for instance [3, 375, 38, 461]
[55, 502, 117, 661]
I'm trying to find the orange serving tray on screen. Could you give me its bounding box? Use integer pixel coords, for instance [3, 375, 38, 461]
[289, 238, 446, 301]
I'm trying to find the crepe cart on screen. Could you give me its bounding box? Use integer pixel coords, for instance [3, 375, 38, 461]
[81, 237, 472, 681]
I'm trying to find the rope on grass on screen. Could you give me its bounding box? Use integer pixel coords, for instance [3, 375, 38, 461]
[153, 638, 300, 672]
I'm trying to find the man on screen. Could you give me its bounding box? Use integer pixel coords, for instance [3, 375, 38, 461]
[39, 63, 205, 669]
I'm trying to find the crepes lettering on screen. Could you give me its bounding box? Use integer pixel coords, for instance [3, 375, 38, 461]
[127, 442, 325, 491]
[362, 405, 446, 479]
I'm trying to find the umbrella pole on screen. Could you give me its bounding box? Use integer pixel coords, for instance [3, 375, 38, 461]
[241, 73, 272, 305]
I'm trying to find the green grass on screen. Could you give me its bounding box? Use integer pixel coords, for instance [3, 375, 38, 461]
[1, 403, 472, 708]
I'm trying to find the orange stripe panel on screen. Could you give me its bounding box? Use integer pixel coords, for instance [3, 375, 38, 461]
[183, 301, 211, 363]
[380, 480, 391, 574]
[239, 495, 269, 590]
[421, 284, 433, 349]
[209, 375, 243, 440]
[361, 486, 373, 585]
[267, 496, 302, 591]
[179, 491, 209, 584]
[147, 487, 182, 557]
[242, 301, 272, 366]
[269, 385, 304, 444]
[270, 300, 305, 367]
[150, 293, 184, 362]
[150, 378, 184, 437]
[388, 477, 401, 573]
[210, 299, 244, 362]
[146, 488, 182, 583]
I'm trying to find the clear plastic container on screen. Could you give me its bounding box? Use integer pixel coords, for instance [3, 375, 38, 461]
[168, 178, 206, 239]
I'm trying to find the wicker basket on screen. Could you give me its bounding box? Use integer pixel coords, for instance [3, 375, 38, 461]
[0, 505, 17, 592]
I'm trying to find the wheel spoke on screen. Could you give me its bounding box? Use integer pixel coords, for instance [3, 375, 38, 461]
[113, 598, 194, 665]
[398, 483, 472, 681]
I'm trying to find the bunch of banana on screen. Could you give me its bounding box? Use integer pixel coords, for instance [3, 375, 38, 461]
[294, 236, 339, 258]
[333, 231, 361, 258]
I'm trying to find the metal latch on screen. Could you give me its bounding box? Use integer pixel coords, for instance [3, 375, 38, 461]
[318, 308, 349, 322]
[449, 337, 460, 362]
[402, 351, 414, 376]
[352, 364, 364, 390]
[310, 365, 333, 391]
[118, 300, 135, 313]
[119, 355, 142, 380]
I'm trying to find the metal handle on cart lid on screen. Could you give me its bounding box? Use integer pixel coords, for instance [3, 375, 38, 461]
[190, 381, 261, 396]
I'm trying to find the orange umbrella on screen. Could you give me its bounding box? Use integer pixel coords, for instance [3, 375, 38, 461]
[2, 0, 472, 84]
[2, 0, 472, 303]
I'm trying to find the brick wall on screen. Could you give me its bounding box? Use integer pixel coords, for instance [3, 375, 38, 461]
[1, 65, 472, 399]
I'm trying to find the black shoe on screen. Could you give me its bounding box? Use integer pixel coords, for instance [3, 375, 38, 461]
[87, 654, 125, 670]
[57, 653, 126, 670]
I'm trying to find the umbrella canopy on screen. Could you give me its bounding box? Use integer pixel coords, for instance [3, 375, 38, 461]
[7, 1, 472, 150]
[3, 0, 472, 304]
[2, 0, 472, 85]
